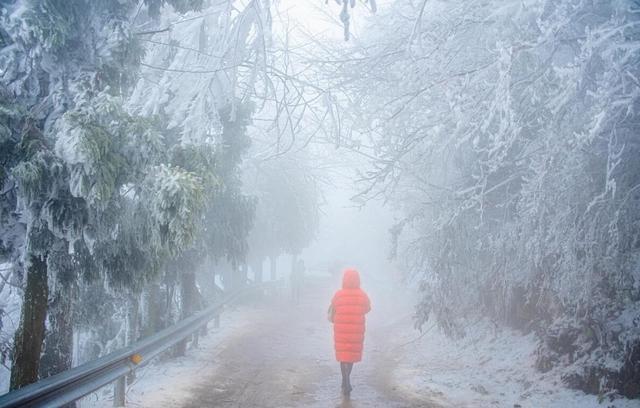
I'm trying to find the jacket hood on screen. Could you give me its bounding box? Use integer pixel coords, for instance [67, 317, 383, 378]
[342, 268, 360, 289]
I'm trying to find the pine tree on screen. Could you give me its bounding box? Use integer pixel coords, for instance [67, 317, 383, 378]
[0, 0, 207, 390]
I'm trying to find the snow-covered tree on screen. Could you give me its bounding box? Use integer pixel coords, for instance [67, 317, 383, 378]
[325, 0, 640, 397]
[244, 152, 320, 279]
[0, 0, 209, 390]
[124, 0, 272, 337]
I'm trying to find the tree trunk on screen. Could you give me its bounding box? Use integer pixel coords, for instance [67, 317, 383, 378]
[10, 252, 49, 390]
[126, 295, 139, 383]
[40, 286, 74, 378]
[176, 271, 197, 356]
[238, 262, 248, 286]
[39, 284, 75, 408]
[223, 262, 235, 291]
[269, 256, 277, 281]
[254, 259, 263, 283]
[143, 283, 163, 337]
[39, 243, 77, 388]
[290, 254, 298, 276]
[126, 295, 140, 345]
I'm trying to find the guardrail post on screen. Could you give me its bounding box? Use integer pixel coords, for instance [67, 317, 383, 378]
[114, 375, 126, 407]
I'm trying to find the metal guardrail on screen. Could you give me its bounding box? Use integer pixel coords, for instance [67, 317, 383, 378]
[0, 282, 275, 408]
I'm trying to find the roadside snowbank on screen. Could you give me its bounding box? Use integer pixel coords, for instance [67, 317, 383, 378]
[391, 318, 639, 408]
[80, 303, 257, 408]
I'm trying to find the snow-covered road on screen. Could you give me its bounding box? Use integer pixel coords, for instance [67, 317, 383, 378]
[170, 278, 437, 408]
[81, 275, 637, 408]
[83, 276, 439, 408]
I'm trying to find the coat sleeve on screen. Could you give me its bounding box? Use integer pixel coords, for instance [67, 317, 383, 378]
[329, 292, 339, 322]
[363, 291, 371, 313]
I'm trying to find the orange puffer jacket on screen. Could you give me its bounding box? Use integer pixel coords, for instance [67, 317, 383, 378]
[331, 269, 371, 363]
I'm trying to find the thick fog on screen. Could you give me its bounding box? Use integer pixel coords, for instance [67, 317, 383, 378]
[0, 0, 638, 407]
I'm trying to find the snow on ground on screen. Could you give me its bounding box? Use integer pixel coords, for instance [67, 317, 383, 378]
[73, 275, 640, 408]
[80, 276, 435, 408]
[80, 302, 260, 408]
[389, 315, 640, 408]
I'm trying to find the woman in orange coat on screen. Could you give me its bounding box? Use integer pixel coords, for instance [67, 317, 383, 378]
[329, 268, 371, 396]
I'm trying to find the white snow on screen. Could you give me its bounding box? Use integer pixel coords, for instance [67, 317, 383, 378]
[389, 315, 640, 408]
[79, 304, 257, 408]
[5, 273, 638, 407]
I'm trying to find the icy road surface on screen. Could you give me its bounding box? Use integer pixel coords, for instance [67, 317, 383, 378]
[81, 275, 627, 408]
[83, 275, 440, 408]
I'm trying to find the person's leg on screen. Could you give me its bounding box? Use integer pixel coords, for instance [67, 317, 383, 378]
[339, 362, 356, 393]
[344, 363, 353, 392]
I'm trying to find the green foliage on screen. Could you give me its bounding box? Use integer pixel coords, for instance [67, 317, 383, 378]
[56, 92, 167, 207]
[21, 0, 81, 51]
[247, 157, 320, 258]
[204, 188, 256, 263]
[217, 103, 254, 172]
[41, 194, 88, 242]
[198, 102, 256, 263]
[144, 164, 204, 255]
[12, 150, 63, 209]
[0, 0, 272, 391]
[125, 116, 166, 177]
[170, 143, 218, 188]
[98, 21, 146, 94]
[0, 93, 25, 262]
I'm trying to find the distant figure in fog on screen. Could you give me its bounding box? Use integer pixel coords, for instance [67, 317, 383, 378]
[328, 268, 371, 396]
[291, 259, 305, 304]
